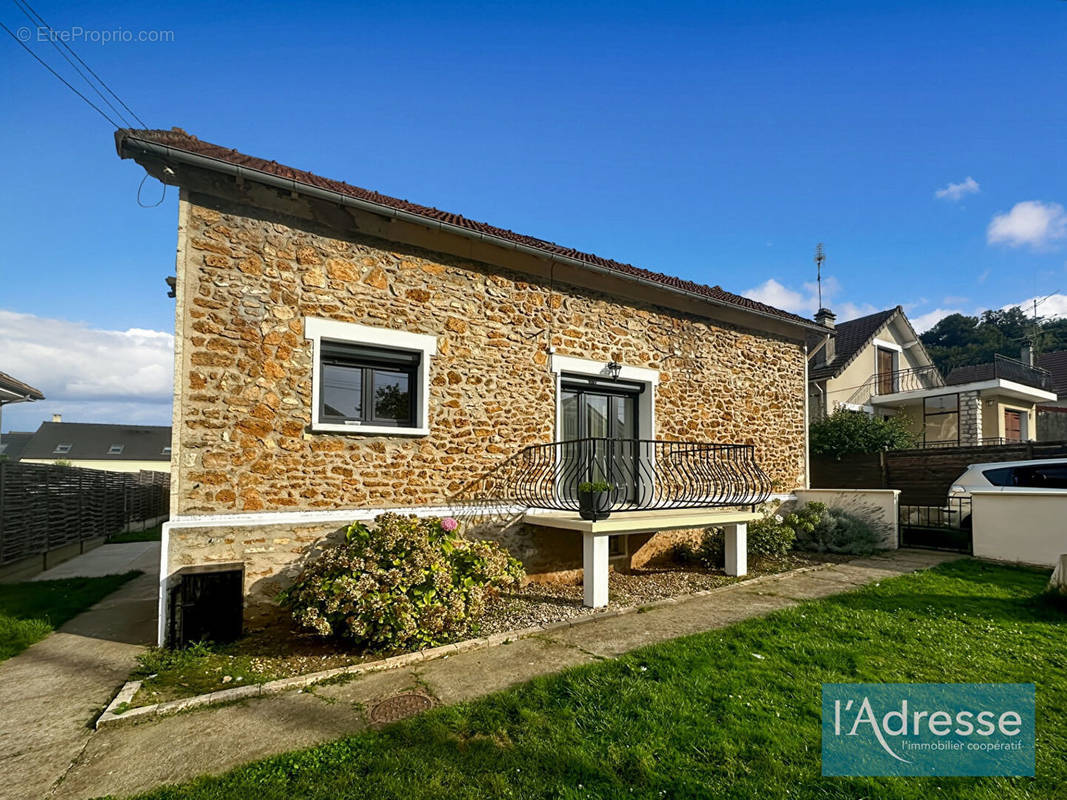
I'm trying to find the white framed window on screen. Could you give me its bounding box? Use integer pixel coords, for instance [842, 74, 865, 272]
[107, 444, 125, 455]
[305, 317, 436, 436]
[53, 443, 72, 454]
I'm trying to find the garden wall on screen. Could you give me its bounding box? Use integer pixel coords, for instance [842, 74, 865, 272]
[792, 488, 900, 549]
[971, 491, 1067, 568]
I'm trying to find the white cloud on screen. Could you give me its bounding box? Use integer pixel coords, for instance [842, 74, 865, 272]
[1001, 293, 1067, 321]
[0, 310, 172, 431]
[987, 201, 1067, 248]
[935, 176, 980, 202]
[910, 307, 966, 333]
[743, 276, 877, 322]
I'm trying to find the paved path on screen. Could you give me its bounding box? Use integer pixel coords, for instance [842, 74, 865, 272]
[0, 545, 159, 800]
[44, 549, 961, 800]
[31, 542, 160, 582]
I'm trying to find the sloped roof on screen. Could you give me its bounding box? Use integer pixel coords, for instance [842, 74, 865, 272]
[809, 307, 900, 380]
[0, 371, 44, 402]
[1037, 350, 1067, 397]
[115, 128, 820, 331]
[20, 422, 171, 461]
[0, 432, 34, 460]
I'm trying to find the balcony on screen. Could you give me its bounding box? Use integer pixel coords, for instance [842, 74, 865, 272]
[847, 365, 945, 407]
[498, 438, 772, 513]
[472, 438, 769, 608]
[945, 354, 1055, 393]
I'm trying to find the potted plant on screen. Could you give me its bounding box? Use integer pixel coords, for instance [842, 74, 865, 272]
[577, 480, 615, 521]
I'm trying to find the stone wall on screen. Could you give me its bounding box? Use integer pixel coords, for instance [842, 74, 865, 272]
[166, 191, 808, 622]
[175, 192, 807, 517]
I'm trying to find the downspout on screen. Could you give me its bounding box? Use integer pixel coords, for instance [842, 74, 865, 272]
[117, 135, 829, 339]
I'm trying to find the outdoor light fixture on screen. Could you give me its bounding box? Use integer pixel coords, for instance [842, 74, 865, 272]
[607, 360, 623, 380]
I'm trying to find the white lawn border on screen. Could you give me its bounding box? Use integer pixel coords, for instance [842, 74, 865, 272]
[97, 557, 891, 729]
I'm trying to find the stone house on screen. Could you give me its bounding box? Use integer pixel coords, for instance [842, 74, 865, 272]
[808, 305, 1056, 445]
[115, 128, 826, 643]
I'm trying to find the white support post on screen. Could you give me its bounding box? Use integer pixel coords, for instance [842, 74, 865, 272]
[724, 522, 748, 577]
[582, 532, 610, 608]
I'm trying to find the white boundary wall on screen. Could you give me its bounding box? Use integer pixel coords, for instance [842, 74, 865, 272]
[792, 488, 900, 550]
[971, 490, 1067, 568]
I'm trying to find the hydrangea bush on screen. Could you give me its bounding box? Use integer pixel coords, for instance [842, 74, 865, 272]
[280, 513, 524, 651]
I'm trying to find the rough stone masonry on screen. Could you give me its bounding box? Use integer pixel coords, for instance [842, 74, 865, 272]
[167, 189, 808, 616]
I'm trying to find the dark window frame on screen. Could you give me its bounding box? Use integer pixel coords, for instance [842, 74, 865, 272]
[922, 392, 960, 447]
[318, 339, 419, 428]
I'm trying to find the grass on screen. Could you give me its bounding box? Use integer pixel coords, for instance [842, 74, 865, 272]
[0, 571, 140, 661]
[120, 560, 1066, 800]
[108, 525, 163, 544]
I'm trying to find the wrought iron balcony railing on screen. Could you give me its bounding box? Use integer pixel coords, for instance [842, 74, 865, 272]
[482, 438, 772, 513]
[846, 365, 945, 407]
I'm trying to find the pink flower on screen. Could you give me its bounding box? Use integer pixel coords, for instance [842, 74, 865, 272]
[441, 517, 459, 532]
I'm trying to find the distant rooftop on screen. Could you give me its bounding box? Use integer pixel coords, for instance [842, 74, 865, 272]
[19, 421, 172, 462]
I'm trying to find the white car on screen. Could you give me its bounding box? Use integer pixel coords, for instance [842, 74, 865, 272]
[948, 458, 1067, 499]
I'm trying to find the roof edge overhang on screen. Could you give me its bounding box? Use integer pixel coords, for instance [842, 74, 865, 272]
[116, 131, 828, 340]
[869, 378, 1058, 406]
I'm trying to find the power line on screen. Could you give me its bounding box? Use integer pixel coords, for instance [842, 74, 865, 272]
[0, 20, 122, 128]
[11, 0, 135, 128]
[11, 0, 147, 128]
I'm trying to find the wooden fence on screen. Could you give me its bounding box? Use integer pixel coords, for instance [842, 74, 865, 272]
[0, 462, 169, 566]
[811, 440, 1067, 505]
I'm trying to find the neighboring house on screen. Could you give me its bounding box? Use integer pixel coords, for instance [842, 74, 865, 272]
[1035, 350, 1067, 441]
[0, 370, 44, 435]
[116, 128, 826, 636]
[18, 417, 172, 473]
[807, 306, 1056, 446]
[0, 431, 35, 461]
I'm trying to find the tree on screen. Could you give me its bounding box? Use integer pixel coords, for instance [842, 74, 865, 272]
[809, 409, 918, 459]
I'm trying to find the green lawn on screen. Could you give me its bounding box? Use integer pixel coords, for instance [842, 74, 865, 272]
[0, 571, 140, 661]
[109, 525, 163, 544]
[126, 561, 1065, 800]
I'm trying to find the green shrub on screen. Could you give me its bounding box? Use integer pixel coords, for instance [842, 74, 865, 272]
[671, 505, 796, 569]
[791, 501, 887, 555]
[280, 514, 524, 652]
[809, 409, 918, 458]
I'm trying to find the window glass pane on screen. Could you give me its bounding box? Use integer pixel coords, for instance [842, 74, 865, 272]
[925, 394, 958, 413]
[982, 467, 1015, 487]
[322, 363, 363, 420]
[372, 369, 411, 423]
[585, 394, 609, 438]
[924, 412, 958, 445]
[562, 391, 579, 440]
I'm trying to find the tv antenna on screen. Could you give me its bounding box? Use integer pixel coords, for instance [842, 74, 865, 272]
[814, 243, 826, 309]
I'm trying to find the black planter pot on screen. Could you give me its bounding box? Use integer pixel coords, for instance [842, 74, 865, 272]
[578, 489, 613, 521]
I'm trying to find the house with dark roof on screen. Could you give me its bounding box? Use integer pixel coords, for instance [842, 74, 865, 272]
[0, 431, 35, 461]
[18, 418, 172, 473]
[116, 127, 825, 639]
[809, 306, 1056, 446]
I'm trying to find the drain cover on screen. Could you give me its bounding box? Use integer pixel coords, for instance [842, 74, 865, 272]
[369, 692, 434, 724]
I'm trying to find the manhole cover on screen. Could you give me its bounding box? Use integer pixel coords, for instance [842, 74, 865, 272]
[369, 692, 434, 724]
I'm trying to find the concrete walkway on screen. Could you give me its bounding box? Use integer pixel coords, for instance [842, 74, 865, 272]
[42, 549, 962, 800]
[0, 544, 160, 800]
[30, 542, 160, 582]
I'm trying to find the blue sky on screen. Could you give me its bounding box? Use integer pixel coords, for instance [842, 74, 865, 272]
[2, 0, 1066, 431]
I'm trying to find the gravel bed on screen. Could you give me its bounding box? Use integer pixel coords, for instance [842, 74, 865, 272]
[478, 553, 845, 636]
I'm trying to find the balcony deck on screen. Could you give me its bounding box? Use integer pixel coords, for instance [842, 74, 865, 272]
[524, 507, 759, 535]
[524, 507, 759, 609]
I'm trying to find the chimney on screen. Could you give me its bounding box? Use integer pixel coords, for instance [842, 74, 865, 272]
[1021, 343, 1034, 368]
[815, 308, 836, 364]
[52, 413, 62, 423]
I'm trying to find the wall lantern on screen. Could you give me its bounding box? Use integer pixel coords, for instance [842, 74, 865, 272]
[606, 361, 623, 381]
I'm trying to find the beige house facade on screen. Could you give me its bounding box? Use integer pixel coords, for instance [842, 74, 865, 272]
[808, 306, 1056, 446]
[116, 129, 826, 642]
